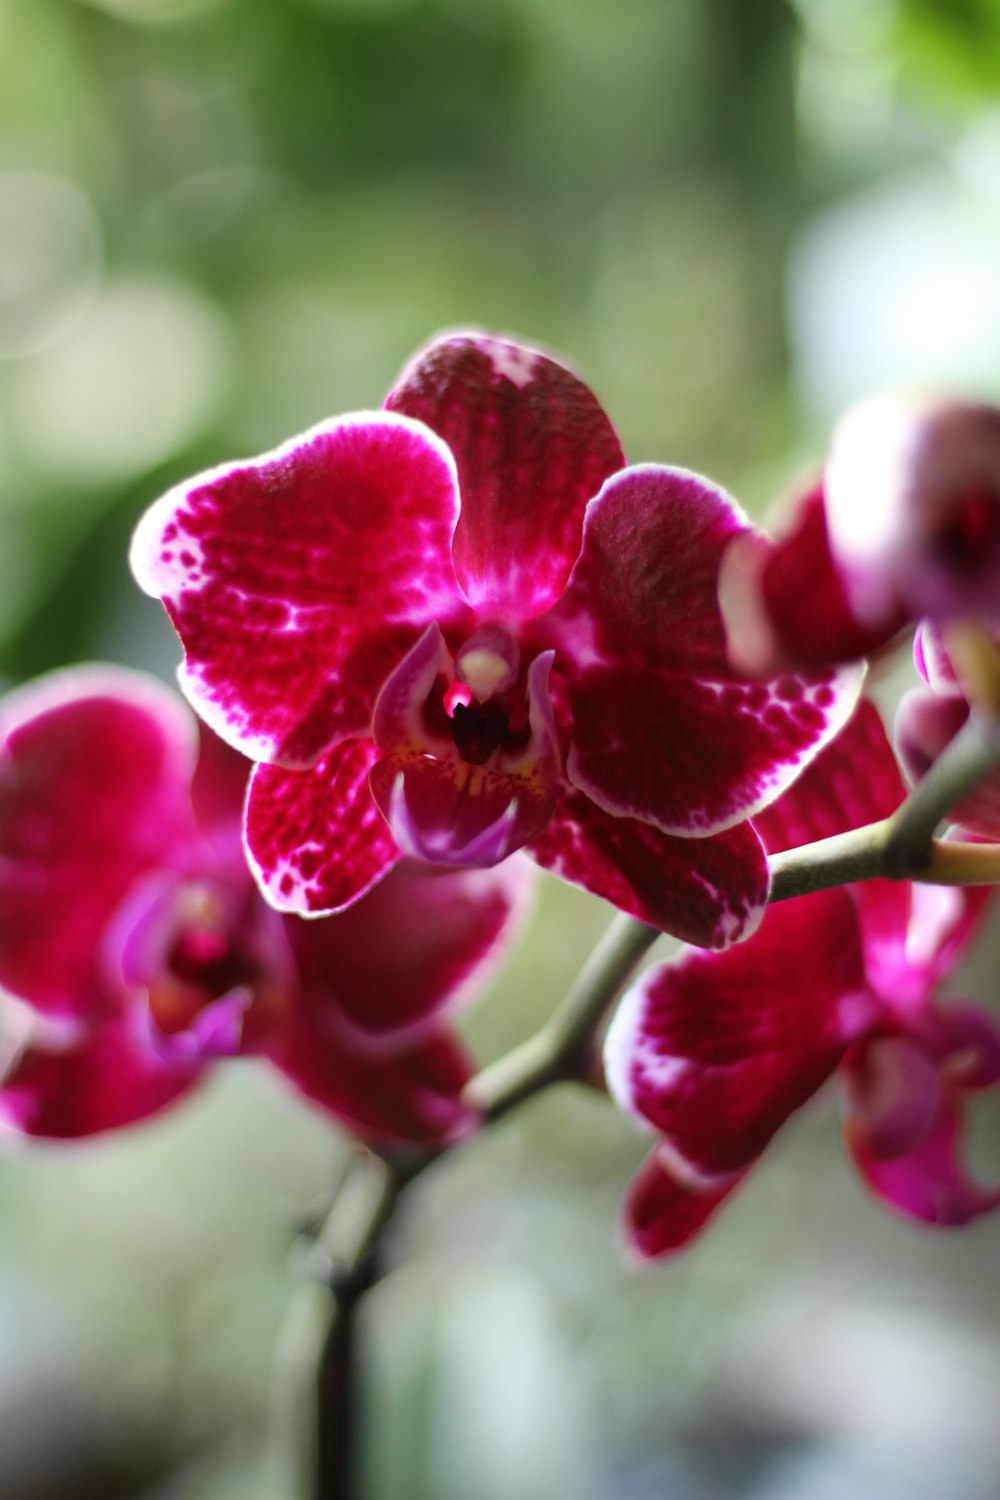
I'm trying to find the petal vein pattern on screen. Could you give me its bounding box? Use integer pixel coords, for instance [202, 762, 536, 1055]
[545, 466, 863, 834]
[603, 701, 1000, 1256]
[386, 331, 625, 617]
[130, 413, 468, 767]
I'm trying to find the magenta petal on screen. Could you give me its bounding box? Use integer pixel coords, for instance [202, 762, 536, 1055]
[530, 787, 768, 947]
[372, 622, 454, 757]
[0, 666, 199, 1017]
[719, 484, 909, 676]
[826, 395, 1000, 627]
[280, 858, 533, 1044]
[189, 724, 254, 837]
[0, 1018, 202, 1139]
[272, 1006, 476, 1146]
[131, 413, 471, 767]
[543, 465, 861, 833]
[848, 1100, 1000, 1226]
[245, 740, 400, 914]
[604, 892, 867, 1175]
[369, 754, 554, 867]
[547, 466, 747, 676]
[913, 621, 959, 692]
[386, 332, 625, 618]
[753, 699, 905, 854]
[845, 1035, 940, 1159]
[565, 662, 859, 836]
[752, 699, 916, 978]
[623, 1149, 746, 1259]
[935, 1000, 1000, 1088]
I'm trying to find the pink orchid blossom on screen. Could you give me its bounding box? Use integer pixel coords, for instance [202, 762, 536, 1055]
[130, 331, 859, 949]
[720, 395, 1000, 676]
[604, 700, 1000, 1257]
[0, 665, 528, 1143]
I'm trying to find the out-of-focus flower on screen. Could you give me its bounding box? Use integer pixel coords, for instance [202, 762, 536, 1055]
[604, 701, 1000, 1257]
[130, 331, 859, 949]
[0, 665, 528, 1143]
[720, 395, 1000, 676]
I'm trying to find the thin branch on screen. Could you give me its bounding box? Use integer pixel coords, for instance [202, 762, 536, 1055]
[882, 711, 1000, 868]
[305, 912, 659, 1499]
[465, 912, 659, 1123]
[767, 820, 891, 902]
[770, 705, 1000, 902]
[309, 1152, 400, 1500]
[910, 838, 1000, 885]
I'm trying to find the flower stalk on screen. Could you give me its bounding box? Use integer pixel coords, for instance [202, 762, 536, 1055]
[769, 702, 1000, 901]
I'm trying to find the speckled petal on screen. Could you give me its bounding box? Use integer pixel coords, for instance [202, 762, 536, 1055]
[543, 466, 862, 835]
[603, 891, 867, 1175]
[130, 413, 471, 767]
[245, 740, 400, 914]
[529, 786, 768, 947]
[386, 332, 625, 618]
[0, 666, 199, 1018]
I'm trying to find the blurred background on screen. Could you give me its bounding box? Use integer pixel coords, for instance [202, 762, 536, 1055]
[2, 0, 1000, 1495]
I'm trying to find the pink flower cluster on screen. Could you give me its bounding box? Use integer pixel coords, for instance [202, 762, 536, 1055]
[129, 331, 857, 949]
[1, 328, 997, 1263]
[605, 703, 1000, 1256]
[0, 666, 526, 1142]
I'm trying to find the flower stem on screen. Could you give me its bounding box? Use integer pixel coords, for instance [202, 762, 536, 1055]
[307, 1152, 400, 1500]
[304, 912, 659, 1499]
[465, 912, 660, 1122]
[769, 706, 1000, 902]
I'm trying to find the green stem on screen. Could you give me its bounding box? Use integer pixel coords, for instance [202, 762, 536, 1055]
[770, 708, 1000, 902]
[306, 912, 659, 1500]
[308, 1153, 400, 1500]
[465, 912, 660, 1122]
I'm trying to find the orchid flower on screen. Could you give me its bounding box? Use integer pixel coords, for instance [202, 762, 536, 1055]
[720, 395, 1000, 677]
[130, 331, 858, 948]
[0, 665, 528, 1143]
[604, 700, 1000, 1257]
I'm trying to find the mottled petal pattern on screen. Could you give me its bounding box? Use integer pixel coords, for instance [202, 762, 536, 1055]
[245, 740, 400, 914]
[604, 892, 868, 1176]
[545, 466, 861, 833]
[386, 332, 625, 618]
[565, 663, 859, 836]
[531, 787, 768, 948]
[131, 414, 470, 766]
